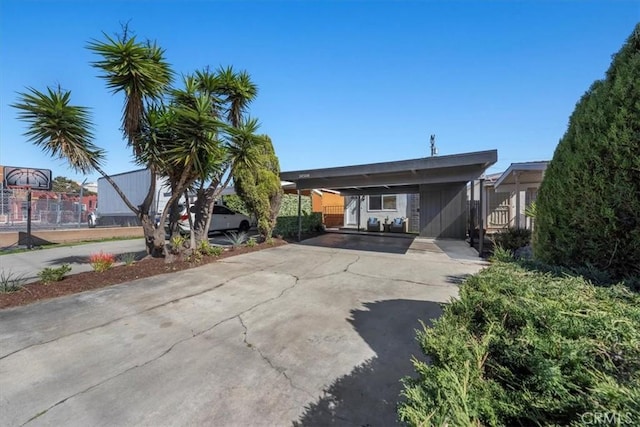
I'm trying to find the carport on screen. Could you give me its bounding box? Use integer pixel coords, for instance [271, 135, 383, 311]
[280, 150, 497, 241]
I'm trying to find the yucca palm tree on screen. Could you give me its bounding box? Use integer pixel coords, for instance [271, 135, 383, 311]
[189, 68, 261, 245]
[12, 85, 156, 216]
[87, 33, 173, 151]
[227, 118, 266, 176]
[12, 86, 105, 174]
[215, 66, 258, 128]
[138, 83, 225, 248]
[86, 33, 173, 256]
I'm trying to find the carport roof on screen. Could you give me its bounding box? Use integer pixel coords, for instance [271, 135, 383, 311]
[280, 150, 497, 195]
[494, 161, 548, 190]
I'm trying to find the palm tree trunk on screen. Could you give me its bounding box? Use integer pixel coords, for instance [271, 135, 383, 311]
[95, 165, 164, 257]
[192, 172, 233, 247]
[192, 187, 215, 246]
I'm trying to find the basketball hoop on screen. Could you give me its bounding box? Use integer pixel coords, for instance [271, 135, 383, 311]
[3, 166, 52, 191]
[2, 167, 52, 249]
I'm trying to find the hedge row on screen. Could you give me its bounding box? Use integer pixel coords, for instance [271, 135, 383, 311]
[399, 262, 640, 426]
[273, 212, 322, 238]
[278, 193, 312, 217]
[535, 24, 640, 280]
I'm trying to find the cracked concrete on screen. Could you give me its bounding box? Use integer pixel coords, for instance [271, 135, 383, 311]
[0, 233, 485, 426]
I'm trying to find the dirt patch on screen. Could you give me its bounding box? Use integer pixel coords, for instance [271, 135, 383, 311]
[0, 239, 290, 310]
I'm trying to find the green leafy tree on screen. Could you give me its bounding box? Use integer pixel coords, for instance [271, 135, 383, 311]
[221, 194, 250, 216]
[51, 176, 95, 195]
[232, 131, 283, 239]
[535, 24, 640, 280]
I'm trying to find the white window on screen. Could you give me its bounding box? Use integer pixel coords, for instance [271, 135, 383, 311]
[368, 195, 397, 211]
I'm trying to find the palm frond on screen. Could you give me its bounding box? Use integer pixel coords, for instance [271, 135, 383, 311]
[87, 33, 173, 150]
[215, 66, 257, 127]
[167, 94, 225, 178]
[226, 117, 266, 174]
[12, 86, 104, 173]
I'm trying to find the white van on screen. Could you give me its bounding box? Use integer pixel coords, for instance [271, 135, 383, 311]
[168, 204, 252, 235]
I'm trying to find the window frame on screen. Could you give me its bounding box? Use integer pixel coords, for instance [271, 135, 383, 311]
[367, 195, 397, 212]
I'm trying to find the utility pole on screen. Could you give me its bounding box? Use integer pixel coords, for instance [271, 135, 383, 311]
[430, 134, 438, 157]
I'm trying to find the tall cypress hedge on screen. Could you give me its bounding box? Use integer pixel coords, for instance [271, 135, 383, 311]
[535, 24, 640, 280]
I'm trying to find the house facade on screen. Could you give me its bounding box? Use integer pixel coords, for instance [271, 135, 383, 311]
[343, 194, 420, 233]
[282, 185, 346, 227]
[469, 161, 548, 233]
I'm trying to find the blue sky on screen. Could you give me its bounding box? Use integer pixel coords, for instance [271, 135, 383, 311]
[1, 1, 638, 184]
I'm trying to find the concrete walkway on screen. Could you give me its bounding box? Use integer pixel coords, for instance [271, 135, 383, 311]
[0, 235, 485, 426]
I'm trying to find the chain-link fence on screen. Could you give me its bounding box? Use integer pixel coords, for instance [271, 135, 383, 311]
[0, 187, 97, 229]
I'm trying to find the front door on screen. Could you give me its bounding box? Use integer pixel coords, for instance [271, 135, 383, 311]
[346, 196, 358, 225]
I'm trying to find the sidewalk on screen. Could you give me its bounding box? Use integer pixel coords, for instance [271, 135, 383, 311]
[0, 239, 147, 283]
[0, 230, 262, 283]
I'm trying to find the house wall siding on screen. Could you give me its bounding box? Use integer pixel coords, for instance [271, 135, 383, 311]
[363, 194, 408, 227]
[419, 183, 467, 238]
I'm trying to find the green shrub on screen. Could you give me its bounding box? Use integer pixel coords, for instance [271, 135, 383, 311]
[246, 237, 257, 247]
[38, 264, 72, 284]
[209, 245, 224, 257]
[170, 235, 187, 254]
[489, 245, 513, 263]
[398, 262, 640, 426]
[221, 194, 251, 216]
[233, 135, 283, 239]
[491, 227, 531, 253]
[535, 24, 640, 281]
[187, 250, 203, 264]
[273, 213, 322, 237]
[197, 240, 217, 256]
[0, 270, 27, 293]
[278, 194, 312, 217]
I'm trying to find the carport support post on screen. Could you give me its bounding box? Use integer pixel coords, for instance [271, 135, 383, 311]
[470, 180, 475, 247]
[297, 189, 302, 242]
[478, 178, 484, 257]
[356, 196, 361, 231]
[514, 171, 521, 229]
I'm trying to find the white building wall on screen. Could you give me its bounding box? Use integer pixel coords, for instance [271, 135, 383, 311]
[342, 194, 410, 229]
[97, 169, 156, 216]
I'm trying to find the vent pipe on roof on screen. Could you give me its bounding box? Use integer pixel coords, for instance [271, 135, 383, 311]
[430, 134, 438, 156]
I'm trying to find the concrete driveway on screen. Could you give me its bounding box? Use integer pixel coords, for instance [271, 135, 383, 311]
[0, 234, 485, 426]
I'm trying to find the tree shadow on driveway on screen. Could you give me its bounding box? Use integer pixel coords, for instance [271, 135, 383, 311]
[293, 299, 443, 426]
[45, 250, 147, 266]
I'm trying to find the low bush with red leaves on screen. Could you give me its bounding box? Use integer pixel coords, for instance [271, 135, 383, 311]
[89, 252, 116, 273]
